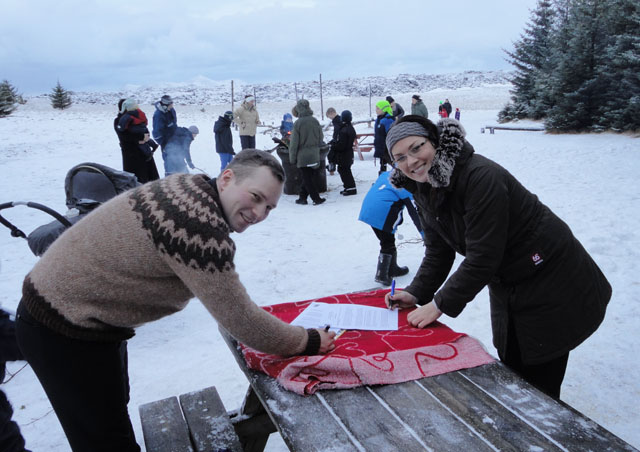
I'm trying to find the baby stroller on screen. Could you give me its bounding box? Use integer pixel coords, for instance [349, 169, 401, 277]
[0, 162, 139, 257]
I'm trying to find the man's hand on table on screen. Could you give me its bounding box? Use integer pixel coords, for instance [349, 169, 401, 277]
[317, 329, 336, 353]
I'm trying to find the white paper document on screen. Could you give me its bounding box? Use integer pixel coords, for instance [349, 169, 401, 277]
[290, 302, 398, 331]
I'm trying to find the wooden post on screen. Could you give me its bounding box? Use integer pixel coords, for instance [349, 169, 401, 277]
[231, 80, 234, 113]
[319, 73, 324, 121]
[294, 83, 299, 101]
[369, 83, 372, 121]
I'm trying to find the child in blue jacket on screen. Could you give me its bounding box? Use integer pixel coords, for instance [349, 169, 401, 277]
[359, 171, 423, 286]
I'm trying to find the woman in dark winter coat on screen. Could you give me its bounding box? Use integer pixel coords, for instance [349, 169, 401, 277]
[113, 99, 160, 183]
[214, 111, 235, 171]
[333, 110, 357, 196]
[384, 115, 611, 399]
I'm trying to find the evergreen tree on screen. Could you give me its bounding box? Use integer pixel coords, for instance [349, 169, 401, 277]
[49, 81, 73, 110]
[0, 79, 19, 117]
[499, 0, 556, 121]
[545, 0, 610, 131]
[595, 0, 640, 131]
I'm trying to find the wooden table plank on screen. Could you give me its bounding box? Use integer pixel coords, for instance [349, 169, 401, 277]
[461, 362, 638, 452]
[419, 370, 564, 451]
[372, 381, 497, 452]
[220, 328, 359, 451]
[320, 386, 429, 451]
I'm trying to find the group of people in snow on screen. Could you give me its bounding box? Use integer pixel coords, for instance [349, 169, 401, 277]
[114, 94, 200, 182]
[1, 91, 612, 452]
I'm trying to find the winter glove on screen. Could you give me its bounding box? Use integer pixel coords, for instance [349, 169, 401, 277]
[188, 161, 195, 169]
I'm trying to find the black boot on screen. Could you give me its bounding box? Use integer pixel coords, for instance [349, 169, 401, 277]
[374, 253, 393, 286]
[389, 251, 409, 277]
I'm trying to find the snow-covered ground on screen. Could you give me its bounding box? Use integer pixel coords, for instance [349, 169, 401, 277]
[1, 84, 639, 451]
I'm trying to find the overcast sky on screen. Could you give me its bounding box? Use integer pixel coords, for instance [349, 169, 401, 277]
[1, 0, 539, 94]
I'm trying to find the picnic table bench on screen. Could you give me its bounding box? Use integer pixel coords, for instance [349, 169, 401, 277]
[139, 385, 243, 452]
[481, 125, 545, 134]
[216, 327, 637, 452]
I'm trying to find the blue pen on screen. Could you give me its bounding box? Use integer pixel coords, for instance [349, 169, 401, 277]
[389, 279, 396, 310]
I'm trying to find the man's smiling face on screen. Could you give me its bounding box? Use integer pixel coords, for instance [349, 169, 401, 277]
[217, 166, 282, 233]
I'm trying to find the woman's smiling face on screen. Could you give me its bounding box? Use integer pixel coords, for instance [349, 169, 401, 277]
[390, 135, 437, 183]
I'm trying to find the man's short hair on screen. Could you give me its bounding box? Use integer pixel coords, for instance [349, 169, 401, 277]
[326, 107, 336, 116]
[224, 149, 285, 183]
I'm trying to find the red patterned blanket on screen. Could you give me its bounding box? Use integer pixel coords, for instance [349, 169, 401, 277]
[241, 289, 494, 395]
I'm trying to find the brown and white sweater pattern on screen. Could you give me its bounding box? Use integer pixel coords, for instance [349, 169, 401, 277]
[21, 174, 313, 356]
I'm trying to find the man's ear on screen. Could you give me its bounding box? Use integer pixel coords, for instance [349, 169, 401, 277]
[217, 168, 235, 191]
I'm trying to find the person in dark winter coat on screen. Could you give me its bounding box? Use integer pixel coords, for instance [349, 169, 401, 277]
[374, 100, 395, 174]
[334, 110, 357, 196]
[384, 115, 612, 399]
[1, 307, 30, 452]
[325, 107, 342, 175]
[289, 99, 326, 205]
[454, 107, 461, 121]
[114, 99, 160, 184]
[163, 125, 199, 176]
[410, 95, 429, 119]
[386, 96, 405, 120]
[443, 98, 452, 117]
[152, 95, 177, 149]
[214, 111, 235, 172]
[359, 171, 423, 286]
[152, 95, 178, 176]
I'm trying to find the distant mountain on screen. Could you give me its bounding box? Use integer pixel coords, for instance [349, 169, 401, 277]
[32, 70, 513, 105]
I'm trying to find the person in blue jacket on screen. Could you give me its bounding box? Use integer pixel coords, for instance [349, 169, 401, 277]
[163, 125, 199, 176]
[214, 111, 235, 171]
[359, 171, 423, 286]
[374, 100, 395, 175]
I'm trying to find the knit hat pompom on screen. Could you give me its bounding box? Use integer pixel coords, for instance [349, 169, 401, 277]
[121, 98, 138, 113]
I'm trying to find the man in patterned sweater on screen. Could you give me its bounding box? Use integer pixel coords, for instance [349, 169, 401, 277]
[15, 149, 336, 452]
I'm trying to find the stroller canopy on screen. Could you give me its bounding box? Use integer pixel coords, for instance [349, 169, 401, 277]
[65, 162, 140, 212]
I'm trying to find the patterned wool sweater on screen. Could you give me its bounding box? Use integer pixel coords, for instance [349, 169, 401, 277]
[22, 174, 313, 356]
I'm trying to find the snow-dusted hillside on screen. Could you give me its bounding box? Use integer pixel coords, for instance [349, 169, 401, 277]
[30, 70, 513, 106]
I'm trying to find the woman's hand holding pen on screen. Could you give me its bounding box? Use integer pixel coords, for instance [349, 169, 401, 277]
[317, 328, 336, 353]
[407, 301, 442, 329]
[385, 290, 417, 310]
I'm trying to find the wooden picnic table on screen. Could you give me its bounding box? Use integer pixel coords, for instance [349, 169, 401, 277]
[220, 327, 637, 452]
[354, 133, 374, 160]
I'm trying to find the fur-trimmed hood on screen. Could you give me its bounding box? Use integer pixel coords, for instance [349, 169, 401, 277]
[390, 118, 471, 191]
